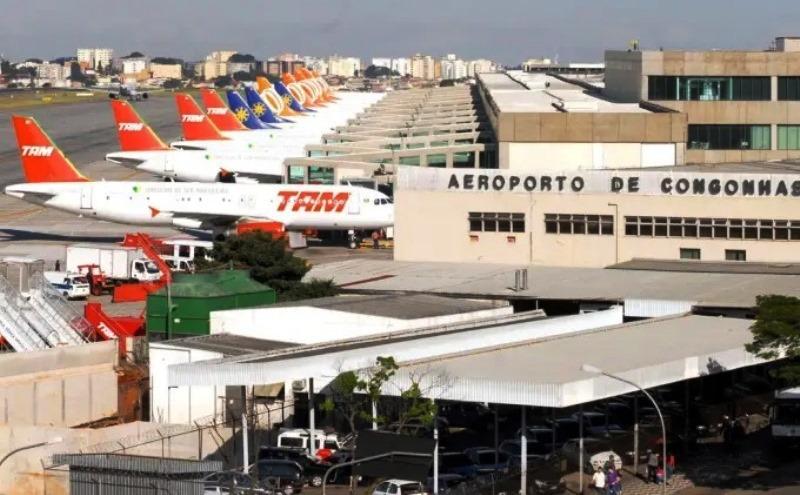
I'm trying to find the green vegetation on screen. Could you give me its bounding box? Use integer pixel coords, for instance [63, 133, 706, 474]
[747, 294, 800, 383]
[194, 231, 338, 302]
[0, 90, 105, 110]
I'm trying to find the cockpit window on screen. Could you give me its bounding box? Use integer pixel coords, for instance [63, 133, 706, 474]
[374, 199, 380, 205]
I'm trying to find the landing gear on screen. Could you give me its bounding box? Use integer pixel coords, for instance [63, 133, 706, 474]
[347, 230, 360, 249]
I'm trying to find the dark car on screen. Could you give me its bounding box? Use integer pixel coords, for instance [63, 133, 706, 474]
[258, 446, 330, 487]
[438, 452, 479, 478]
[251, 459, 304, 494]
[202, 470, 257, 494]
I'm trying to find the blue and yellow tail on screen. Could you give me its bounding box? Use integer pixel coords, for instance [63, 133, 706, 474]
[274, 82, 313, 113]
[225, 90, 277, 130]
[243, 86, 285, 124]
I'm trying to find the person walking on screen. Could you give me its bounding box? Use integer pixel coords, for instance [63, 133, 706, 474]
[646, 449, 659, 483]
[54, 259, 61, 271]
[666, 452, 676, 484]
[591, 466, 606, 494]
[606, 467, 621, 495]
[371, 230, 380, 249]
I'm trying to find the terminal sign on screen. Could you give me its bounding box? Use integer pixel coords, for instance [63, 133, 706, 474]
[444, 172, 800, 198]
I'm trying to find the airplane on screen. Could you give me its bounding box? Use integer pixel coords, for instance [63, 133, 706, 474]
[256, 77, 298, 117]
[106, 83, 149, 101]
[5, 115, 394, 240]
[105, 100, 284, 183]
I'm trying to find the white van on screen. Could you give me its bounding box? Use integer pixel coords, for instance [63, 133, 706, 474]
[43, 271, 90, 299]
[276, 428, 341, 453]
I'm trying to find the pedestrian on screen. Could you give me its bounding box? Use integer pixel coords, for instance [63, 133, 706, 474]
[666, 452, 675, 483]
[591, 466, 606, 494]
[604, 454, 616, 473]
[656, 465, 665, 485]
[372, 230, 380, 249]
[646, 449, 658, 483]
[55, 259, 61, 271]
[606, 467, 621, 495]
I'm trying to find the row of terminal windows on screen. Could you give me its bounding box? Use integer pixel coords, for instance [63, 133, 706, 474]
[544, 214, 614, 235]
[688, 125, 771, 150]
[648, 76, 771, 101]
[468, 212, 525, 233]
[624, 216, 800, 241]
[680, 248, 747, 261]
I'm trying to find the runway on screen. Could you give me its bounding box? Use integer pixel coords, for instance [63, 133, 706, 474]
[0, 95, 182, 188]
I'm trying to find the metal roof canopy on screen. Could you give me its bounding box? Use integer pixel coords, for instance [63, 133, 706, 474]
[305, 259, 800, 309]
[168, 307, 624, 389]
[382, 314, 765, 408]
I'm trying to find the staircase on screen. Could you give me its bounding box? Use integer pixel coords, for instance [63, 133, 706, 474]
[28, 274, 90, 346]
[0, 276, 49, 351]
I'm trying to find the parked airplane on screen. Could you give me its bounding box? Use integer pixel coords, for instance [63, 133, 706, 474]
[6, 115, 394, 238]
[105, 100, 284, 183]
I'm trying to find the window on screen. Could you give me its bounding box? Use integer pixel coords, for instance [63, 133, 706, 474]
[680, 248, 701, 260]
[469, 212, 525, 233]
[688, 125, 771, 150]
[399, 155, 420, 166]
[726, 249, 747, 261]
[308, 166, 334, 185]
[625, 216, 800, 241]
[544, 214, 613, 236]
[778, 77, 800, 101]
[427, 154, 447, 167]
[648, 76, 770, 101]
[778, 125, 800, 150]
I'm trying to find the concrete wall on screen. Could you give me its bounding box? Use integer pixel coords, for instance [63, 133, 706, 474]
[0, 341, 118, 428]
[603, 50, 645, 102]
[210, 305, 514, 344]
[506, 142, 678, 170]
[0, 421, 235, 495]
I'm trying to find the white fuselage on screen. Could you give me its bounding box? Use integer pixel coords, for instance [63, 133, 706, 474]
[105, 149, 285, 183]
[5, 182, 394, 231]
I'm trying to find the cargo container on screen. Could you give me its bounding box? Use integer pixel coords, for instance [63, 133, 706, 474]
[66, 244, 161, 282]
[146, 270, 276, 339]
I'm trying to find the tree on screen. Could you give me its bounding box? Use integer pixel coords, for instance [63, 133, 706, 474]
[747, 295, 800, 383]
[213, 75, 233, 88]
[69, 62, 85, 82]
[162, 78, 182, 89]
[233, 70, 255, 82]
[151, 57, 183, 65]
[364, 65, 398, 79]
[229, 53, 256, 63]
[96, 61, 103, 73]
[124, 51, 145, 59]
[194, 231, 338, 301]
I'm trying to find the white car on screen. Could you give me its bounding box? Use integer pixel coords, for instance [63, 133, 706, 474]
[372, 479, 427, 495]
[560, 438, 623, 473]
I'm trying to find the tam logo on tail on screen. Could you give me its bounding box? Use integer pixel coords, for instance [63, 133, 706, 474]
[207, 108, 228, 115]
[181, 114, 205, 123]
[118, 123, 144, 132]
[21, 145, 54, 157]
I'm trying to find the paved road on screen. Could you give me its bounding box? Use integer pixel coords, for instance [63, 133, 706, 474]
[0, 95, 182, 187]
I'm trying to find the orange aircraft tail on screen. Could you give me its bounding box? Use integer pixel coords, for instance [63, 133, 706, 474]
[11, 115, 89, 183]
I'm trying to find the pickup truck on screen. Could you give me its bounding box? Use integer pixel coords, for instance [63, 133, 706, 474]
[43, 271, 91, 299]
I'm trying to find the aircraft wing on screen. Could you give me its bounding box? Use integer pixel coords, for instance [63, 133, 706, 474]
[153, 208, 278, 230]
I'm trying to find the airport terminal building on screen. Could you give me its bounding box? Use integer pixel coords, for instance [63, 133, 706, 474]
[394, 166, 800, 266]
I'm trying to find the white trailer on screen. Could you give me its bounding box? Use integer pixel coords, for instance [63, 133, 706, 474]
[66, 244, 161, 282]
[772, 387, 800, 445]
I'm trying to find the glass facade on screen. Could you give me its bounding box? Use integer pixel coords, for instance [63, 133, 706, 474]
[778, 77, 800, 100]
[778, 125, 800, 150]
[648, 76, 771, 101]
[688, 125, 771, 150]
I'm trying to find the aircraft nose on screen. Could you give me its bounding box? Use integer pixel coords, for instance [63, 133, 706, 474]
[4, 185, 24, 199]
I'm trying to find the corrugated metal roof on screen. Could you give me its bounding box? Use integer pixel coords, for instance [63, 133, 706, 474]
[160, 333, 294, 356]
[261, 293, 506, 320]
[52, 453, 222, 474]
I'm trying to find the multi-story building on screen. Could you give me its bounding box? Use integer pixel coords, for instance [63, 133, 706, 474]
[303, 56, 327, 75]
[410, 54, 436, 80]
[327, 56, 361, 77]
[36, 61, 70, 85]
[391, 57, 411, 76]
[150, 63, 182, 79]
[441, 56, 467, 80]
[203, 51, 236, 80]
[77, 48, 113, 71]
[264, 54, 305, 77]
[467, 59, 497, 78]
[122, 57, 148, 75]
[227, 61, 255, 75]
[605, 36, 800, 163]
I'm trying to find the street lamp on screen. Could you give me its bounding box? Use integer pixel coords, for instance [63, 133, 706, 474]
[0, 437, 63, 470]
[581, 364, 667, 495]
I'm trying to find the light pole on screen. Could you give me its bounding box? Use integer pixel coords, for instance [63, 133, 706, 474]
[581, 364, 667, 495]
[0, 437, 63, 471]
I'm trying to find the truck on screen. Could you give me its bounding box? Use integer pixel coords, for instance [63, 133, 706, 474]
[66, 244, 162, 283]
[771, 387, 800, 446]
[43, 271, 90, 300]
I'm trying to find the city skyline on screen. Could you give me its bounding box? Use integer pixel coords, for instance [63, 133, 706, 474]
[1, 0, 798, 64]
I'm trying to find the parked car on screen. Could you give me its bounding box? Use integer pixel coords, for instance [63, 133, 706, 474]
[570, 412, 626, 437]
[463, 447, 510, 475]
[258, 446, 331, 487]
[438, 451, 478, 478]
[202, 471, 256, 494]
[372, 479, 427, 495]
[515, 427, 557, 445]
[499, 439, 553, 462]
[251, 459, 305, 494]
[560, 438, 622, 473]
[426, 474, 465, 492]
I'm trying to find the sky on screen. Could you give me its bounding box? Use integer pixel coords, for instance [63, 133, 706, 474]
[1, 0, 799, 65]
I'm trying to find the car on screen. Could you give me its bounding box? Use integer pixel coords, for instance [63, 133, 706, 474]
[202, 471, 257, 494]
[515, 427, 557, 445]
[463, 447, 510, 475]
[372, 479, 427, 495]
[258, 446, 331, 487]
[570, 412, 626, 437]
[499, 439, 553, 462]
[251, 459, 305, 494]
[426, 473, 465, 492]
[560, 438, 623, 473]
[437, 452, 478, 478]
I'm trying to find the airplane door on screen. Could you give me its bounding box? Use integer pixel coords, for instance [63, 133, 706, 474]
[164, 155, 173, 173]
[80, 187, 92, 209]
[347, 190, 360, 215]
